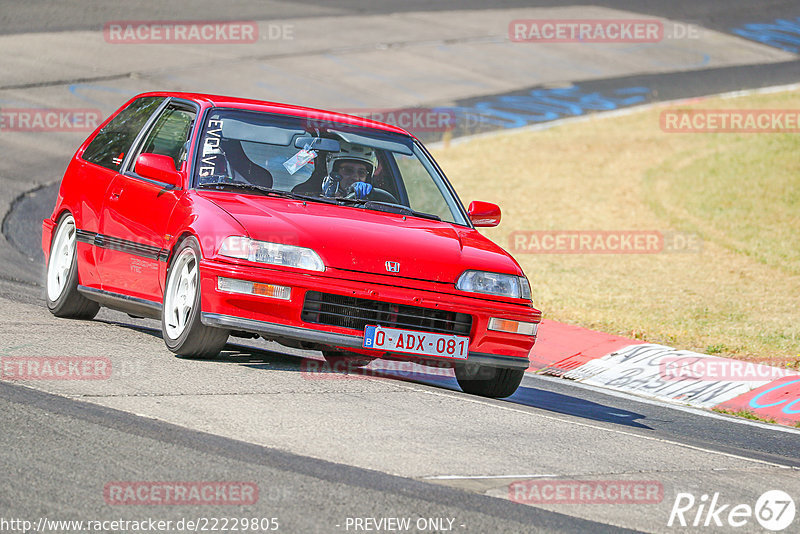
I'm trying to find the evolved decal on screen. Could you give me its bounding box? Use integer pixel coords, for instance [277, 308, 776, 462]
[198, 119, 224, 178]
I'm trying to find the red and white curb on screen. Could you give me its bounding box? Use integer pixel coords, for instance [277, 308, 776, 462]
[529, 320, 800, 427]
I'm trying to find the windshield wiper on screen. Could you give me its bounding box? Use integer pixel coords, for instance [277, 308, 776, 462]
[197, 182, 339, 204]
[197, 182, 439, 219]
[333, 197, 441, 221]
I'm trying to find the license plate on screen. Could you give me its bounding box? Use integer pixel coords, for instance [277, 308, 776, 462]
[363, 325, 469, 359]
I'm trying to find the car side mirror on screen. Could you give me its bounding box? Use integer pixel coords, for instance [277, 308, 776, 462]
[135, 153, 181, 187]
[467, 201, 501, 227]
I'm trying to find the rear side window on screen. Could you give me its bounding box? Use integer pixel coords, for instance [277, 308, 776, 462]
[82, 97, 163, 171]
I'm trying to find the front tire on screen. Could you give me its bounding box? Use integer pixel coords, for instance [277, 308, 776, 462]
[454, 362, 524, 398]
[46, 213, 99, 319]
[162, 237, 228, 358]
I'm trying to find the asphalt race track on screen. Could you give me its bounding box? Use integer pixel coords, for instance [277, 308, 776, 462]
[1, 2, 800, 533]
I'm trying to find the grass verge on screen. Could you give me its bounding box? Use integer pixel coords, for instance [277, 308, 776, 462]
[433, 89, 800, 364]
[712, 407, 777, 425]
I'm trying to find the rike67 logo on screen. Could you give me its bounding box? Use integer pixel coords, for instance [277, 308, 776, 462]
[668, 490, 796, 531]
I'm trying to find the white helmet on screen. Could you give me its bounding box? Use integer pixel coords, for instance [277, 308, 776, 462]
[326, 141, 377, 177]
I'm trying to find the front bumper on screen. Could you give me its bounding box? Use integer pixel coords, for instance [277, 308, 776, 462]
[201, 312, 530, 370]
[199, 258, 540, 370]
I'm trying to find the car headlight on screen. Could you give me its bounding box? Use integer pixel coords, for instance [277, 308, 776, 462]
[219, 236, 325, 272]
[456, 270, 531, 300]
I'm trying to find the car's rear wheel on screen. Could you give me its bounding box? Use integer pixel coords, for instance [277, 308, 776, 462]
[323, 350, 374, 368]
[162, 237, 228, 358]
[46, 213, 100, 319]
[454, 362, 524, 398]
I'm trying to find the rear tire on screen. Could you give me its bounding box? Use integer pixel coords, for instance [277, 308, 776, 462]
[162, 237, 228, 358]
[46, 213, 100, 319]
[454, 363, 524, 398]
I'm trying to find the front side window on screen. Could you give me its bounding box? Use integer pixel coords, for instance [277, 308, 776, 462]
[136, 106, 196, 170]
[193, 109, 468, 225]
[82, 97, 163, 171]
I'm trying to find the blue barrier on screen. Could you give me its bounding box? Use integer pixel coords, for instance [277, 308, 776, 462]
[731, 17, 800, 54]
[439, 85, 651, 130]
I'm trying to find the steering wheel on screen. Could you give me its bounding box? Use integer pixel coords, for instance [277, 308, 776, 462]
[344, 186, 400, 204]
[369, 187, 400, 204]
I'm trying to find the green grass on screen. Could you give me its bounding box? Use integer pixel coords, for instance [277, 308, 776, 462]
[712, 408, 777, 424]
[433, 89, 800, 363]
[645, 132, 800, 275]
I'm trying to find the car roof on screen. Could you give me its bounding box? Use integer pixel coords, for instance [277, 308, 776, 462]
[136, 91, 413, 137]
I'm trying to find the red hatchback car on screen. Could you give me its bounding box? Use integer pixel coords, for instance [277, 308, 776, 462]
[42, 92, 541, 398]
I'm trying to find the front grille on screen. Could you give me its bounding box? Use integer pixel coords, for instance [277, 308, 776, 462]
[302, 291, 472, 336]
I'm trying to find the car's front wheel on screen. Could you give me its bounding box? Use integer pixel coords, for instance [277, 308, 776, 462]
[454, 362, 524, 398]
[162, 237, 228, 358]
[46, 213, 100, 319]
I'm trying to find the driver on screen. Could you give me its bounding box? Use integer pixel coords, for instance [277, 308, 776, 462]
[321, 142, 377, 199]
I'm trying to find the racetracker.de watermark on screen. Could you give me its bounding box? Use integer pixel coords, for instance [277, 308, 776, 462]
[300, 358, 454, 381]
[659, 356, 798, 382]
[509, 19, 700, 43]
[1, 357, 111, 380]
[0, 109, 102, 132]
[103, 20, 293, 43]
[509, 230, 701, 254]
[660, 109, 800, 133]
[509, 480, 663, 504]
[104, 482, 259, 505]
[305, 108, 459, 134]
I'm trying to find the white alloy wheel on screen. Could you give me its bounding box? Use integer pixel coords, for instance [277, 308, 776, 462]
[164, 247, 198, 340]
[47, 215, 77, 302]
[161, 237, 228, 358]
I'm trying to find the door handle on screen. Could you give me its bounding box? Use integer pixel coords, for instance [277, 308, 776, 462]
[109, 187, 123, 200]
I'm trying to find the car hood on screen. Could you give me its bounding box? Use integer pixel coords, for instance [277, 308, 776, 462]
[201, 193, 522, 283]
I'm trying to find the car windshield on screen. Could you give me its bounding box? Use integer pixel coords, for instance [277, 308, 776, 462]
[193, 108, 469, 225]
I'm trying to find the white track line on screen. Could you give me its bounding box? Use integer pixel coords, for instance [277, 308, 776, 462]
[377, 364, 800, 435]
[387, 380, 798, 470]
[529, 373, 800, 436]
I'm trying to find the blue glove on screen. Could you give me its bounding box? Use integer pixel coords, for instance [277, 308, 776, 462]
[351, 182, 373, 199]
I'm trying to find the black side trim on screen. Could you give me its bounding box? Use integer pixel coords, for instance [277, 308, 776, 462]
[99, 234, 162, 261]
[200, 313, 529, 370]
[78, 286, 162, 320]
[75, 229, 96, 244]
[76, 228, 169, 262]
